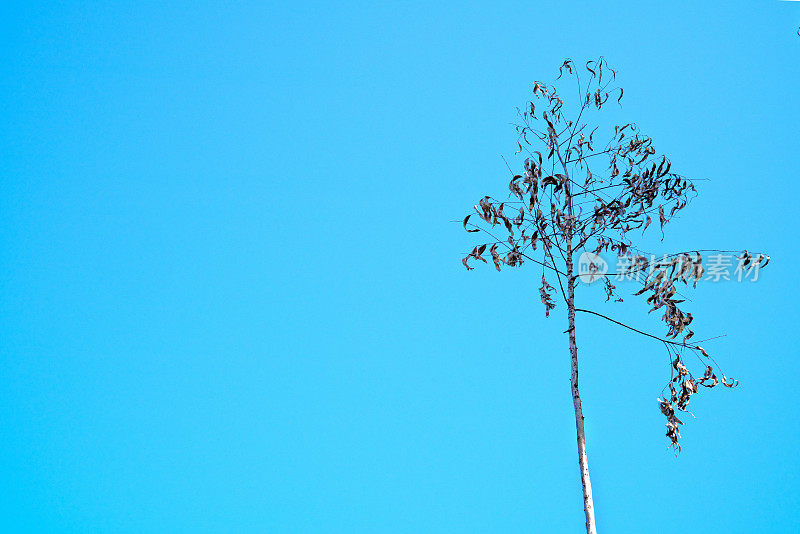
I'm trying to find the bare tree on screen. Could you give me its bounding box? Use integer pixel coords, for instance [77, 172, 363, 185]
[459, 58, 769, 534]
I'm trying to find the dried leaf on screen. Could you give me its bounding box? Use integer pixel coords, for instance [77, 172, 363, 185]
[462, 256, 473, 270]
[490, 244, 502, 271]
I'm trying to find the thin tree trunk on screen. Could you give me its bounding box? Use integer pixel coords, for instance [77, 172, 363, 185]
[565, 252, 597, 534]
[558, 132, 597, 533]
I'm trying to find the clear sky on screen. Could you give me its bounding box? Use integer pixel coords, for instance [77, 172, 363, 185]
[1, 1, 799, 532]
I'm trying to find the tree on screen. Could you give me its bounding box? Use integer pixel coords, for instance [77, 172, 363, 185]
[459, 58, 770, 534]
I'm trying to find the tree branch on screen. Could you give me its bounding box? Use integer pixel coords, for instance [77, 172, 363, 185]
[574, 307, 699, 349]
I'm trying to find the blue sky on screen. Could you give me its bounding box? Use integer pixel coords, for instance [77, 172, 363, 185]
[1, 1, 799, 532]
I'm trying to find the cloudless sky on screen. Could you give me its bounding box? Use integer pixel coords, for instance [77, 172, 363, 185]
[1, 1, 799, 532]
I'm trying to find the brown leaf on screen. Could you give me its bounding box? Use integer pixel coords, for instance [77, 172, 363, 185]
[490, 244, 502, 271]
[474, 244, 487, 263]
[721, 376, 738, 388]
[541, 175, 558, 187]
